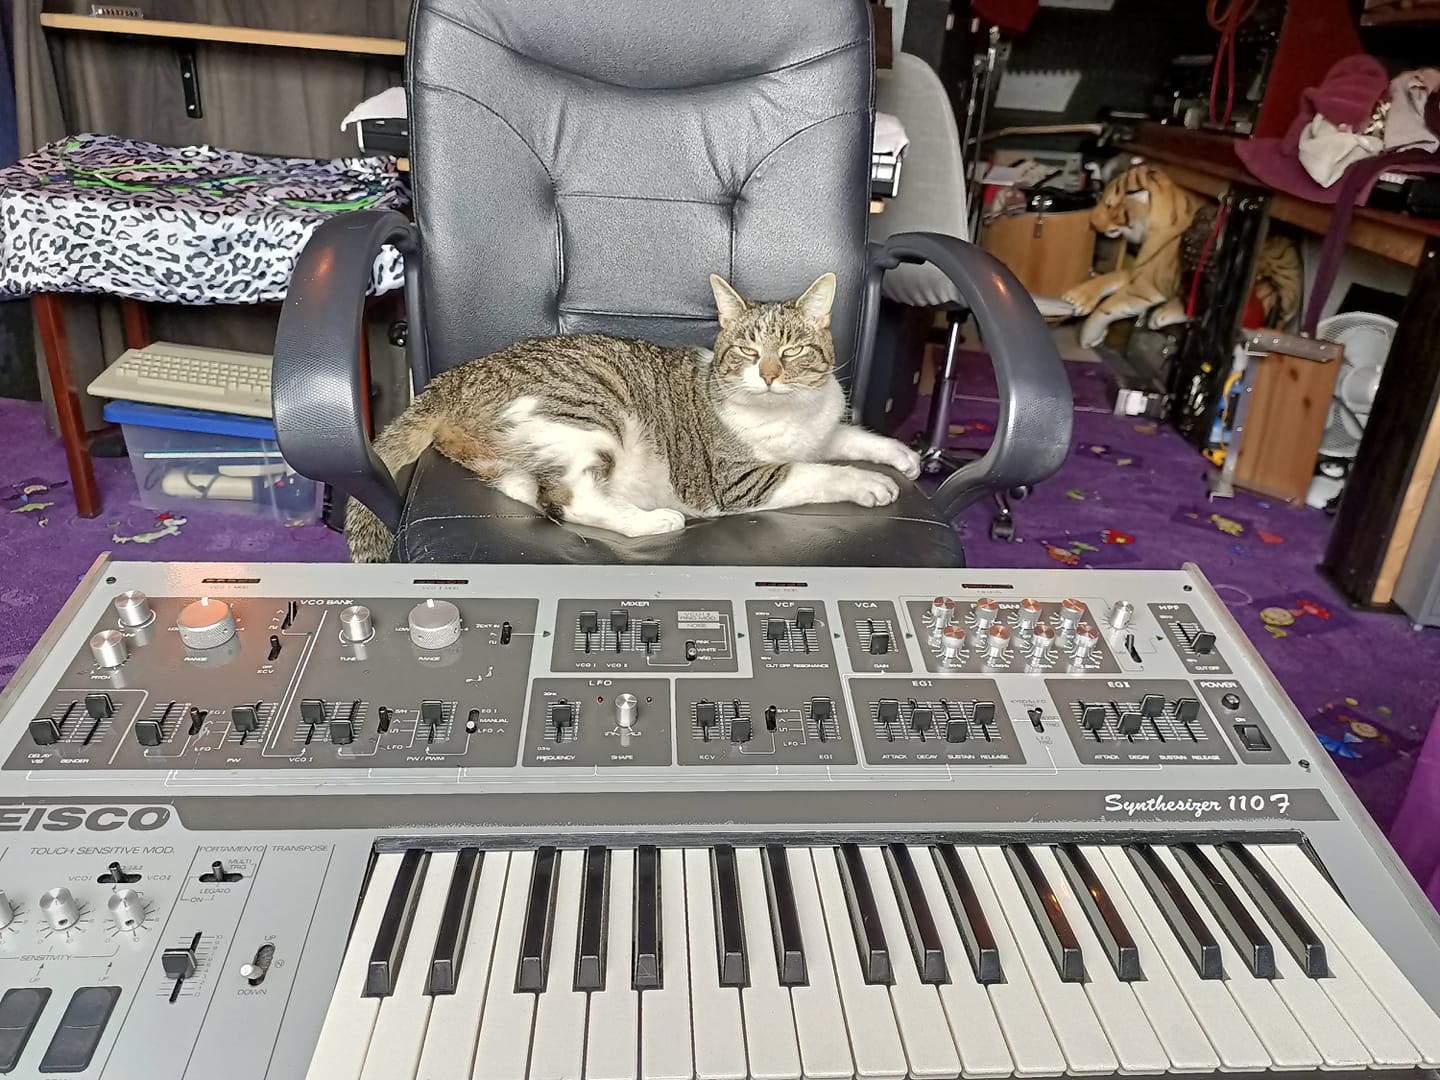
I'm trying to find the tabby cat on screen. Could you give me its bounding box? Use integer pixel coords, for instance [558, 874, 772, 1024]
[345, 273, 921, 562]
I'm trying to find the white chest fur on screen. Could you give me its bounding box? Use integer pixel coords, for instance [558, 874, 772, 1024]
[718, 378, 846, 463]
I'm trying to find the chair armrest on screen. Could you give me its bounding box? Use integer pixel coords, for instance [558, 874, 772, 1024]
[872, 231, 1072, 519]
[272, 210, 418, 533]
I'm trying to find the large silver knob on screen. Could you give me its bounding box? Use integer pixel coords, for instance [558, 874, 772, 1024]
[113, 590, 154, 629]
[339, 605, 374, 644]
[177, 597, 236, 650]
[615, 693, 638, 730]
[1109, 601, 1135, 631]
[0, 890, 13, 930]
[1073, 622, 1100, 659]
[986, 623, 1011, 662]
[973, 597, 1000, 630]
[1016, 598, 1043, 633]
[90, 629, 128, 668]
[1058, 598, 1086, 634]
[941, 625, 966, 661]
[39, 887, 80, 931]
[1031, 621, 1056, 659]
[930, 596, 955, 631]
[409, 599, 462, 650]
[106, 889, 146, 932]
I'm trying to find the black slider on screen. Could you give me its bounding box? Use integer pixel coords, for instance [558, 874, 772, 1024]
[162, 940, 198, 980]
[764, 704, 778, 731]
[421, 700, 444, 731]
[1081, 704, 1106, 732]
[500, 621, 512, 645]
[610, 609, 630, 635]
[1192, 631, 1216, 654]
[1140, 694, 1165, 718]
[187, 706, 205, 736]
[1174, 698, 1201, 723]
[1117, 712, 1143, 736]
[973, 701, 997, 726]
[868, 629, 891, 655]
[267, 635, 282, 661]
[695, 700, 718, 734]
[377, 706, 393, 733]
[945, 717, 968, 743]
[810, 697, 833, 741]
[909, 704, 934, 734]
[766, 618, 788, 649]
[29, 718, 60, 745]
[85, 693, 113, 719]
[794, 607, 815, 630]
[730, 716, 752, 744]
[299, 699, 325, 726]
[231, 705, 259, 733]
[578, 611, 599, 634]
[329, 719, 355, 746]
[135, 719, 164, 747]
[640, 619, 660, 645]
[549, 700, 576, 735]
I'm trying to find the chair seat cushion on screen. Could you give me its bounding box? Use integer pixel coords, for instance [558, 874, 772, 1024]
[391, 450, 964, 567]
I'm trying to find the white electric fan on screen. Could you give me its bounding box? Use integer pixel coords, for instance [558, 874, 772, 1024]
[1307, 311, 1396, 507]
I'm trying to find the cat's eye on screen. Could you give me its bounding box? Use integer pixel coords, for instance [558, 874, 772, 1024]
[734, 345, 759, 359]
[780, 345, 807, 359]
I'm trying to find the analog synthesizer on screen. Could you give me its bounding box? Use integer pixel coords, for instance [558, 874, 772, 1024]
[0, 556, 1437, 1080]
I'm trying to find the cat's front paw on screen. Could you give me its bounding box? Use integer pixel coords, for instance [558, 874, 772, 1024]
[837, 467, 900, 508]
[617, 507, 687, 537]
[881, 441, 922, 479]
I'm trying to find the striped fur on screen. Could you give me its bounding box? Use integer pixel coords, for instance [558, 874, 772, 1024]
[345, 273, 921, 561]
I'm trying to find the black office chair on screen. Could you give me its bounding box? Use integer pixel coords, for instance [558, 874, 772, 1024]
[272, 0, 1071, 568]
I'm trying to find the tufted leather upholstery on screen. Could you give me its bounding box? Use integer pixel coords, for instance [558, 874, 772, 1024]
[407, 0, 875, 382]
[394, 451, 963, 565]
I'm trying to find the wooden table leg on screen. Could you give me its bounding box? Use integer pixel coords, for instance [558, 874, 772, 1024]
[34, 293, 101, 517]
[120, 298, 150, 350]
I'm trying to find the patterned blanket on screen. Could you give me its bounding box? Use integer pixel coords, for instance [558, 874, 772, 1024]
[0, 134, 410, 304]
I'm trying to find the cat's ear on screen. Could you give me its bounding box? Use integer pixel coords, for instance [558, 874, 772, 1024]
[709, 274, 748, 326]
[797, 272, 837, 327]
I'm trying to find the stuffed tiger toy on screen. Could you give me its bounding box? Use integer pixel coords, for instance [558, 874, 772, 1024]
[1063, 165, 1301, 346]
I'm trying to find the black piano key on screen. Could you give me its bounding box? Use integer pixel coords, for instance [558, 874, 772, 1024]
[763, 845, 808, 986]
[1005, 845, 1085, 983]
[1127, 844, 1223, 979]
[1218, 843, 1327, 977]
[1055, 844, 1142, 981]
[365, 848, 427, 997]
[516, 847, 560, 992]
[837, 844, 892, 985]
[884, 845, 947, 984]
[428, 848, 481, 995]
[575, 846, 609, 992]
[711, 845, 748, 987]
[1173, 844, 1276, 980]
[933, 844, 1004, 984]
[633, 846, 662, 990]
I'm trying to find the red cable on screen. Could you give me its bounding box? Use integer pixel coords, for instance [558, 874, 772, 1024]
[1186, 202, 1228, 318]
[1206, 0, 1259, 128]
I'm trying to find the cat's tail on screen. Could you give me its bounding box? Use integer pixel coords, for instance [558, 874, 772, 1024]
[345, 403, 444, 563]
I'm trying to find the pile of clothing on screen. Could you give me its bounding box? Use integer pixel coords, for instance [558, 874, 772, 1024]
[1239, 57, 1440, 203]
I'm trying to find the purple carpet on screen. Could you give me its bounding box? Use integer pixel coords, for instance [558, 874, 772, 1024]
[3, 373, 1439, 831]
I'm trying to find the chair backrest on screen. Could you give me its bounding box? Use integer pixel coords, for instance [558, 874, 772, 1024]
[407, 0, 874, 382]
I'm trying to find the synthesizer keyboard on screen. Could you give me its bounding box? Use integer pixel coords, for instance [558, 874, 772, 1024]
[0, 558, 1437, 1080]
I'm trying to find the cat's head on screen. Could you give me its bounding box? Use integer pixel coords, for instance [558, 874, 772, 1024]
[707, 273, 836, 398]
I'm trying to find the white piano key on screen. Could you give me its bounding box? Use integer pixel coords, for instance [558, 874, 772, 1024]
[907, 847, 1014, 1078]
[1145, 845, 1322, 1070]
[808, 847, 908, 1080]
[683, 848, 746, 1080]
[418, 851, 510, 1080]
[737, 846, 803, 1080]
[641, 848, 693, 1080]
[1197, 845, 1398, 1068]
[859, 845, 962, 1079]
[360, 852, 455, 1080]
[784, 849, 855, 1080]
[1075, 846, 1220, 1073]
[585, 849, 640, 1080]
[531, 849, 589, 1080]
[1032, 845, 1170, 1074]
[1224, 846, 1419, 1068]
[472, 849, 539, 1080]
[306, 852, 403, 1080]
[975, 846, 1118, 1076]
[1258, 842, 1440, 1067]
[1097, 845, 1270, 1072]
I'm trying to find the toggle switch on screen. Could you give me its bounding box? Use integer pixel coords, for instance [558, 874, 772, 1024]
[199, 861, 242, 883]
[98, 862, 140, 885]
[500, 621, 513, 645]
[240, 944, 275, 986]
[684, 640, 698, 662]
[1235, 723, 1271, 752]
[764, 704, 777, 731]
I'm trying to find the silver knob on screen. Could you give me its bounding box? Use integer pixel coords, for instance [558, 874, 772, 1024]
[339, 605, 374, 643]
[1058, 598, 1085, 634]
[39, 887, 80, 931]
[113, 589, 154, 629]
[1109, 601, 1135, 631]
[409, 599, 462, 650]
[106, 888, 146, 932]
[0, 890, 13, 930]
[986, 623, 1011, 662]
[90, 629, 128, 668]
[941, 625, 966, 661]
[930, 596, 955, 630]
[615, 693, 638, 730]
[1017, 598, 1043, 632]
[973, 597, 999, 629]
[1032, 621, 1056, 658]
[177, 597, 237, 650]
[1073, 622, 1100, 659]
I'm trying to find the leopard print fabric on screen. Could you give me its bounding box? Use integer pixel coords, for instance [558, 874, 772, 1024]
[0, 134, 410, 304]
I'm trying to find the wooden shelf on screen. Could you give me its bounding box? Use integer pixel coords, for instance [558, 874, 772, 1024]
[38, 13, 405, 56]
[1120, 122, 1440, 266]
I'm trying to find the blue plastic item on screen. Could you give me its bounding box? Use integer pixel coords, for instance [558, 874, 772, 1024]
[102, 399, 278, 441]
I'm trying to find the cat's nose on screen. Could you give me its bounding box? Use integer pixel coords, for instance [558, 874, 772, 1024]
[761, 371, 777, 386]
